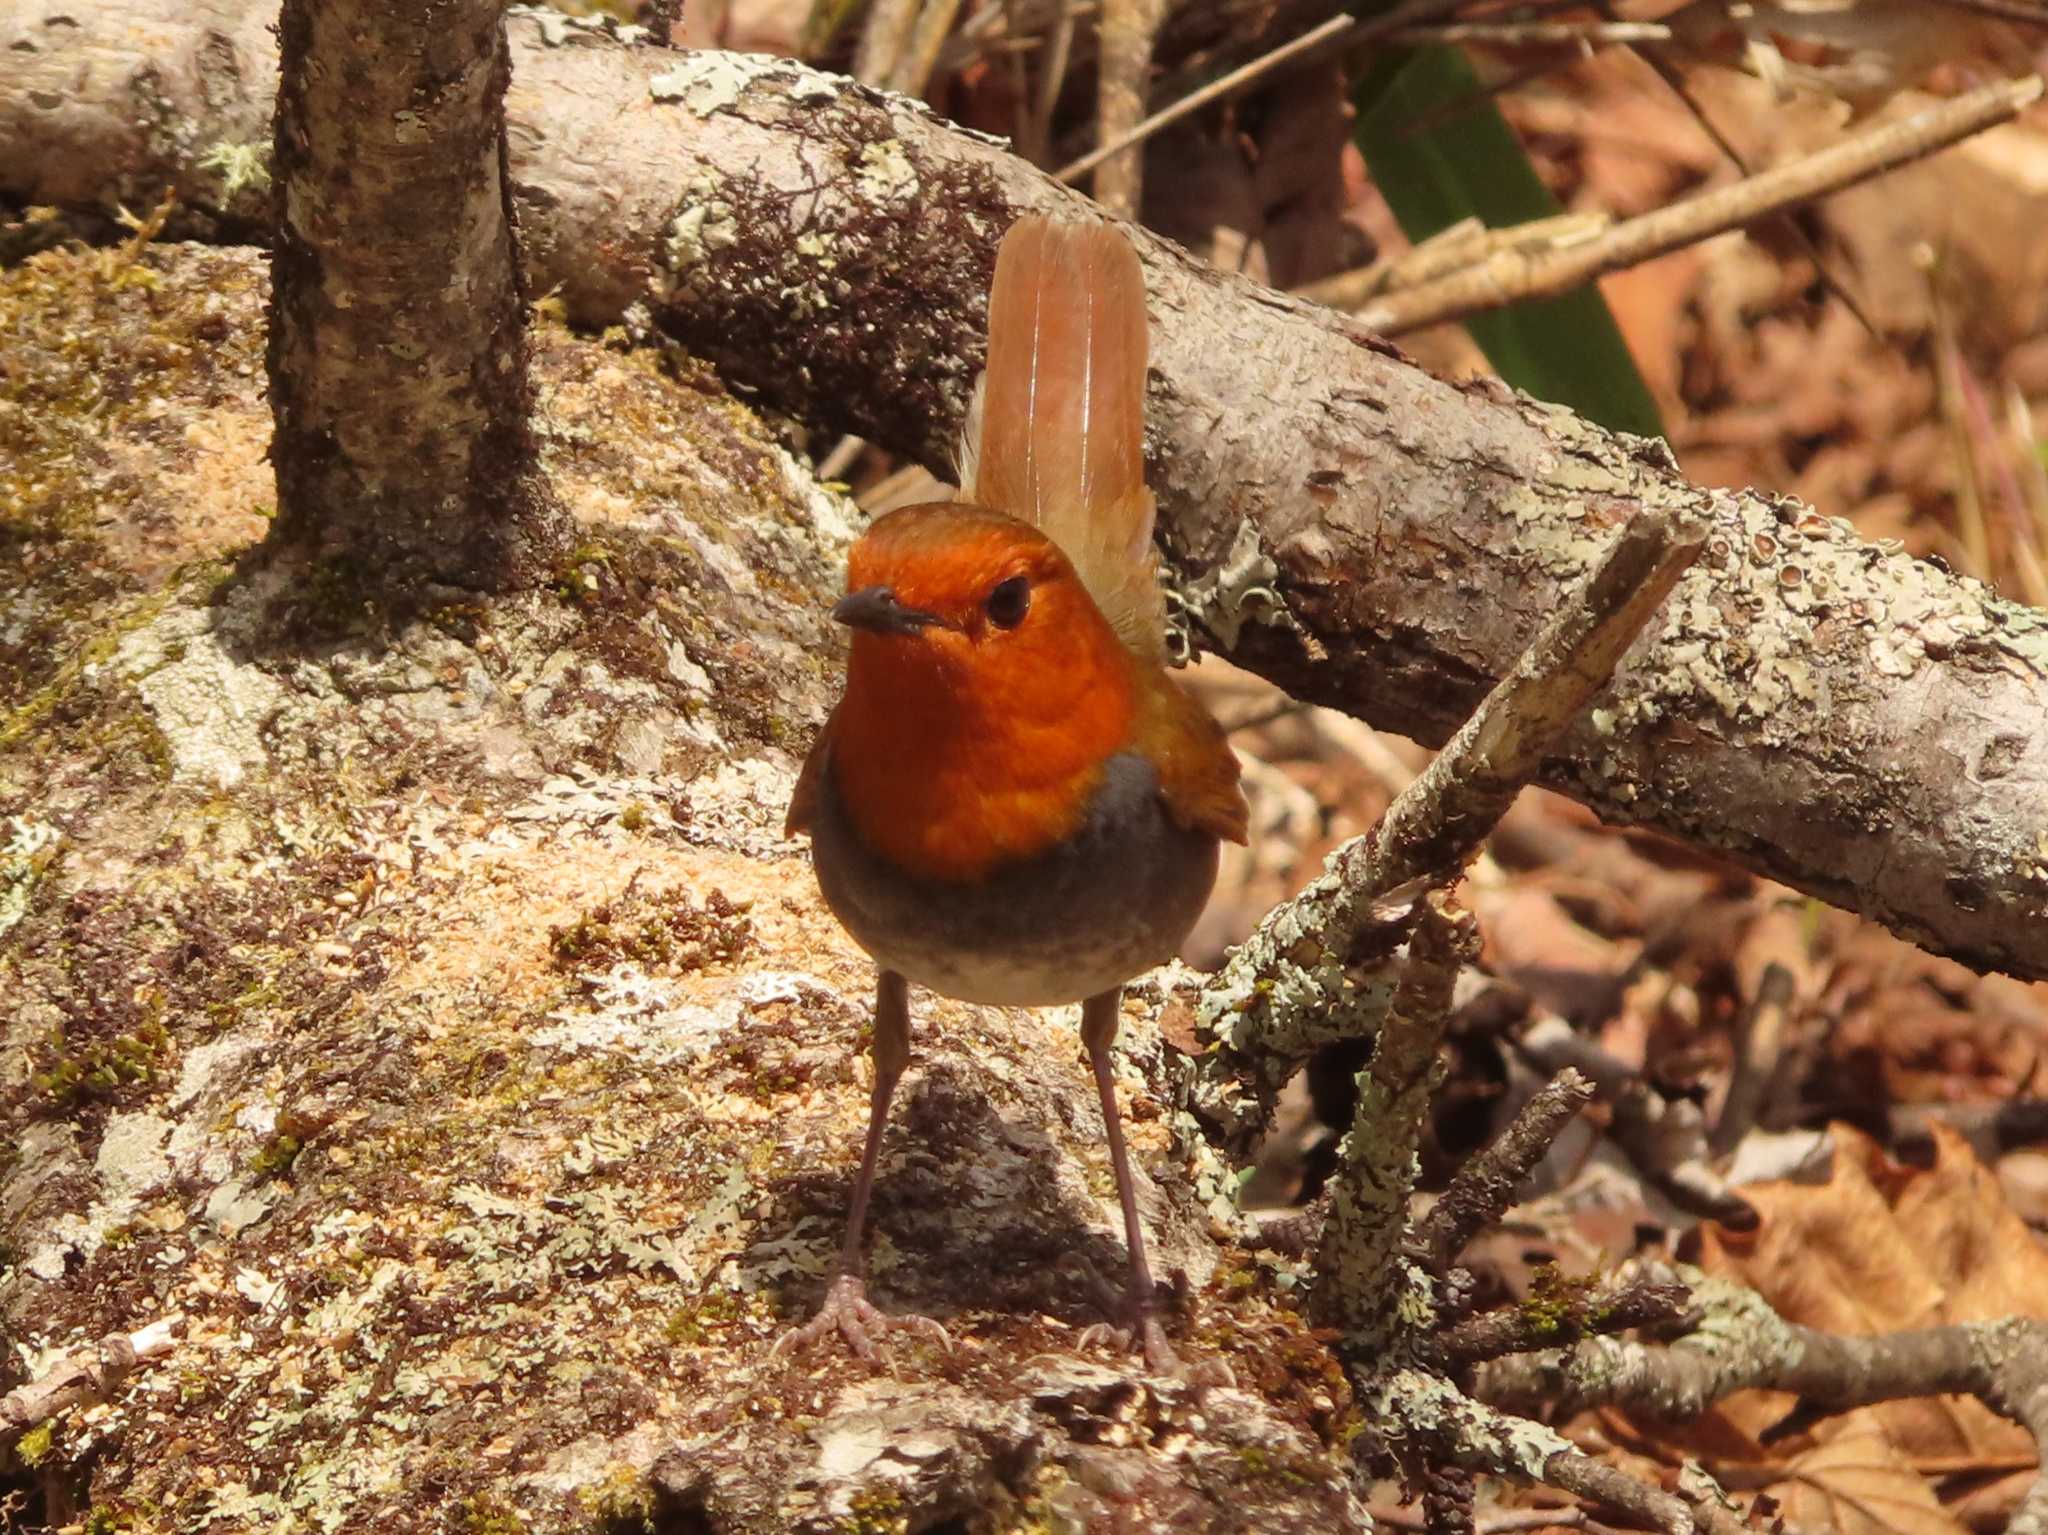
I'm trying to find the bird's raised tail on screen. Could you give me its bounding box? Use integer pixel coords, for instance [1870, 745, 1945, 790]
[957, 216, 1168, 663]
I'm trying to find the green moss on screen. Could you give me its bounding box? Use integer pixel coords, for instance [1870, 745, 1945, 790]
[1520, 1263, 1598, 1339]
[81, 1500, 158, 1535]
[553, 540, 616, 604]
[457, 1491, 524, 1535]
[1234, 1444, 1317, 1487]
[548, 888, 753, 974]
[31, 1015, 173, 1107]
[580, 1466, 657, 1532]
[16, 1418, 55, 1466]
[0, 245, 265, 709]
[248, 1132, 303, 1182]
[663, 1287, 748, 1347]
[835, 1486, 908, 1535]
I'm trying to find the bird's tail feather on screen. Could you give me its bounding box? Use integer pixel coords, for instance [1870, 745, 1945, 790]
[958, 216, 1168, 662]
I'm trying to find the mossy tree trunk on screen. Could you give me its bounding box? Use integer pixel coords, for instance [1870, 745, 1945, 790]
[264, 0, 562, 615]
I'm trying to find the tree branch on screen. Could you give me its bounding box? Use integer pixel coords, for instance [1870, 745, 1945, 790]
[1312, 891, 1476, 1356]
[1413, 1069, 1596, 1272]
[6, 7, 2047, 981]
[1478, 1267, 2048, 1535]
[0, 1315, 182, 1444]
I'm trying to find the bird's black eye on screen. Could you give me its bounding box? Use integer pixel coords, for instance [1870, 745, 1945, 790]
[984, 574, 1031, 630]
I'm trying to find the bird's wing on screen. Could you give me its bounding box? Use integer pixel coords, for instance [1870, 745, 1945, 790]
[1133, 669, 1249, 845]
[958, 215, 1168, 663]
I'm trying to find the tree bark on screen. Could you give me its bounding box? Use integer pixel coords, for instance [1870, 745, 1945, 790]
[3, 4, 2044, 979]
[265, 0, 560, 605]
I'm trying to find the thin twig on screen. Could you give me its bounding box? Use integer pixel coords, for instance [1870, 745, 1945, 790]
[1544, 1447, 1752, 1535]
[1516, 1013, 1756, 1226]
[1370, 1508, 1596, 1535]
[1025, 0, 1076, 164]
[1710, 961, 1793, 1156]
[1321, 75, 2043, 333]
[1439, 1274, 1693, 1370]
[1623, 17, 1881, 340]
[1414, 1069, 1597, 1270]
[1351, 505, 1707, 901]
[817, 433, 867, 483]
[1393, 19, 1669, 47]
[1057, 12, 1343, 183]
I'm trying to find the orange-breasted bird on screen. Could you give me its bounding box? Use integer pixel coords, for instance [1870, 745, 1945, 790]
[781, 215, 1248, 1372]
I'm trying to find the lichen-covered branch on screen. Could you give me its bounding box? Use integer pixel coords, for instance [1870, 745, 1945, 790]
[5, 5, 2046, 980]
[1478, 1266, 2048, 1535]
[1311, 892, 1475, 1358]
[1361, 1373, 1754, 1535]
[1192, 506, 1703, 1151]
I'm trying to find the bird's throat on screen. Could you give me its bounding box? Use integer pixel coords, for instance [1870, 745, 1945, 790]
[828, 634, 1137, 884]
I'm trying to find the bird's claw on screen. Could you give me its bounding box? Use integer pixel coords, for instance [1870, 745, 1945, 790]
[773, 1273, 951, 1364]
[1078, 1312, 1233, 1386]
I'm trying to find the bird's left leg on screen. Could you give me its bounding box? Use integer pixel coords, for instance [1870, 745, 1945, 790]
[1080, 986, 1178, 1373]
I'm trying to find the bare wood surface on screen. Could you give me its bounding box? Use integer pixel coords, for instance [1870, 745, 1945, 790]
[4, 7, 2047, 979]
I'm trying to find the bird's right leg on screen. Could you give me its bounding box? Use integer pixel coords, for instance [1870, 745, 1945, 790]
[775, 968, 949, 1361]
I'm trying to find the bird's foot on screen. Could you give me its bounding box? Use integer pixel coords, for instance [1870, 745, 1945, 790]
[1078, 1313, 1182, 1375]
[773, 1273, 951, 1364]
[1079, 1301, 1233, 1386]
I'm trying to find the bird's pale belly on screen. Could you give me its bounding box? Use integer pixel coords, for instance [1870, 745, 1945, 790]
[807, 751, 1219, 1007]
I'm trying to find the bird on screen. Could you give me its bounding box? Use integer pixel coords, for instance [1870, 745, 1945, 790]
[780, 213, 1248, 1372]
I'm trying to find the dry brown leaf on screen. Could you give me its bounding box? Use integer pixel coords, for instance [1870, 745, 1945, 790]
[1770, 1424, 1971, 1535]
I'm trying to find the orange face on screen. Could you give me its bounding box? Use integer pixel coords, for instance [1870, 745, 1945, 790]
[826, 502, 1138, 883]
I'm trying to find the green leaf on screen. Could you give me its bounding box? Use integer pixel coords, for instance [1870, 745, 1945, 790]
[1350, 46, 1664, 441]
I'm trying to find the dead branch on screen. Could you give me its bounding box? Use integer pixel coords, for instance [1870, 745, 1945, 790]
[1194, 504, 1704, 1150]
[1303, 75, 2046, 330]
[1413, 1069, 1597, 1271]
[1438, 1275, 1693, 1371]
[1544, 1447, 1751, 1535]
[6, 10, 2048, 985]
[0, 1315, 182, 1441]
[1516, 1013, 1756, 1226]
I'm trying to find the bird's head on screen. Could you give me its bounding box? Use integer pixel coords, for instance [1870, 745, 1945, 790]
[835, 501, 1130, 699]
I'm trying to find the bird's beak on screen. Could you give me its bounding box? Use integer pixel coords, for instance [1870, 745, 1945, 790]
[832, 586, 946, 636]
